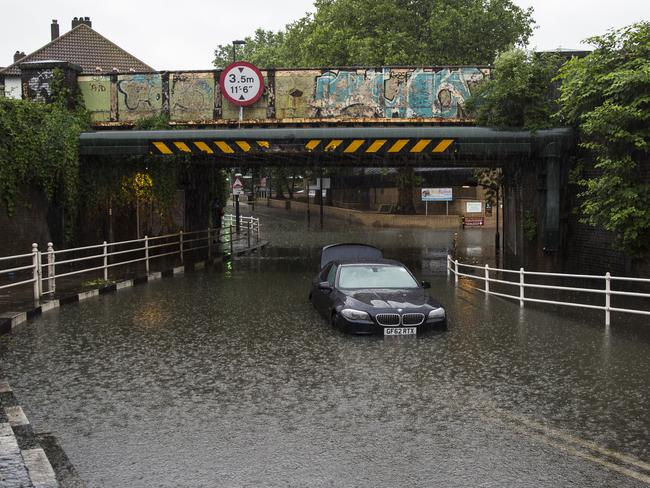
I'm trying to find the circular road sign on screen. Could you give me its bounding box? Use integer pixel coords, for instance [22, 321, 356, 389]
[220, 61, 264, 107]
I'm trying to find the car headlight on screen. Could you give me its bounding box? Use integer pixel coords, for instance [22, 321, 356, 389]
[428, 307, 446, 319]
[340, 309, 371, 321]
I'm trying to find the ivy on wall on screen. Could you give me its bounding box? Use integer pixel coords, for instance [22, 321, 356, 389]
[0, 97, 87, 226]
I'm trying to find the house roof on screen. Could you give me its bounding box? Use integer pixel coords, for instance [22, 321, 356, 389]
[0, 23, 154, 76]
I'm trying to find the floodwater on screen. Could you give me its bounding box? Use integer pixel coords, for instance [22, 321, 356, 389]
[1, 206, 649, 487]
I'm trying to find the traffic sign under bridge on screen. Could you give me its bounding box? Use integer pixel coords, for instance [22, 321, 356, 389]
[232, 176, 244, 195]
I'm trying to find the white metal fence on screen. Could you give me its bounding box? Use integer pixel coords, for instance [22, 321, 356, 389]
[0, 215, 260, 301]
[447, 255, 650, 326]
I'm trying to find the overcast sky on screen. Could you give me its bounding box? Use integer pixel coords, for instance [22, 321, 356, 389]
[2, 0, 648, 70]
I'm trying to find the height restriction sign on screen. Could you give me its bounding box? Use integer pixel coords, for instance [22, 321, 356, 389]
[220, 61, 264, 107]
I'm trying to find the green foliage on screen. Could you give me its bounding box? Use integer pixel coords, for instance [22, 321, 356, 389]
[0, 98, 88, 226]
[523, 211, 537, 242]
[466, 49, 564, 129]
[80, 114, 229, 234]
[474, 168, 503, 206]
[214, 0, 534, 67]
[556, 22, 650, 256]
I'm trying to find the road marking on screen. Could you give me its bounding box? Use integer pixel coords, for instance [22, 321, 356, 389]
[366, 140, 387, 153]
[173, 142, 191, 153]
[483, 406, 650, 483]
[305, 139, 321, 151]
[324, 140, 343, 151]
[215, 141, 235, 154]
[410, 139, 432, 153]
[432, 139, 454, 153]
[152, 142, 172, 154]
[344, 140, 365, 153]
[193, 141, 213, 154]
[387, 139, 410, 153]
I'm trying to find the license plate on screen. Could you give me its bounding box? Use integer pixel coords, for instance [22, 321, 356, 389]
[384, 327, 417, 336]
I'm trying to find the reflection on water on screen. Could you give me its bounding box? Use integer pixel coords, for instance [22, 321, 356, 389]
[0, 207, 648, 487]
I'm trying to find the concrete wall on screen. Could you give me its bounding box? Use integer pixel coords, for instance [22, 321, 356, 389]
[267, 198, 461, 229]
[75, 66, 490, 125]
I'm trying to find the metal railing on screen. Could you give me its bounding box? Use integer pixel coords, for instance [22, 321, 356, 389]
[0, 214, 261, 301]
[447, 255, 650, 326]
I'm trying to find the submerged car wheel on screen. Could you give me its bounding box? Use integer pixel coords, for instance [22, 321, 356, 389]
[330, 311, 340, 329]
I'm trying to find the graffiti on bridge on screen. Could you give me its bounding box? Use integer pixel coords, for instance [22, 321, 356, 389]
[77, 66, 489, 123]
[312, 68, 487, 119]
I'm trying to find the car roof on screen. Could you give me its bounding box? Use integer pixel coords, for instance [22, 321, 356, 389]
[330, 258, 405, 266]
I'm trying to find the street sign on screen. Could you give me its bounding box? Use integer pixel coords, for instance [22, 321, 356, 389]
[421, 188, 453, 201]
[232, 176, 244, 195]
[220, 61, 264, 107]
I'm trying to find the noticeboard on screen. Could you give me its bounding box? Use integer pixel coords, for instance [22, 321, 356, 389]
[421, 188, 453, 201]
[466, 201, 483, 213]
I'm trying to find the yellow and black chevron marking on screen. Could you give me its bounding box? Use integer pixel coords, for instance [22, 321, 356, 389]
[150, 138, 455, 155]
[151, 140, 272, 155]
[303, 138, 455, 154]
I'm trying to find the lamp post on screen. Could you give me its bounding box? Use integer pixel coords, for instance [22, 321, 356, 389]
[232, 40, 246, 63]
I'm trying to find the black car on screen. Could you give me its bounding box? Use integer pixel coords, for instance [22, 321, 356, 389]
[309, 244, 447, 335]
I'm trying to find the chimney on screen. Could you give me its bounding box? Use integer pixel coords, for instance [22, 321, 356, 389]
[13, 51, 25, 63]
[51, 19, 59, 40]
[71, 17, 92, 29]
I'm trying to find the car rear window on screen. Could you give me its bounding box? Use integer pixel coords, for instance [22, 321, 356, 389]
[338, 265, 419, 289]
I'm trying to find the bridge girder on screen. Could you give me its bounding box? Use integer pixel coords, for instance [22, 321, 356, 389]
[79, 126, 574, 168]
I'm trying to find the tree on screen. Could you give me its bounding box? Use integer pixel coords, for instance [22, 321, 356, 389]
[556, 23, 650, 257]
[466, 49, 564, 129]
[215, 0, 534, 68]
[214, 0, 535, 213]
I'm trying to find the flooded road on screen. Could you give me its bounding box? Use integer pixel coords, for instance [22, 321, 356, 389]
[1, 207, 649, 487]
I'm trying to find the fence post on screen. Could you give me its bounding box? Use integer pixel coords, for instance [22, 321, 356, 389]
[247, 221, 251, 248]
[454, 259, 459, 285]
[447, 255, 450, 277]
[47, 242, 55, 294]
[229, 225, 234, 255]
[485, 264, 490, 294]
[32, 243, 40, 300]
[207, 228, 212, 260]
[605, 272, 611, 326]
[256, 218, 260, 243]
[519, 268, 525, 308]
[145, 235, 150, 275]
[103, 241, 108, 281]
[179, 230, 184, 264]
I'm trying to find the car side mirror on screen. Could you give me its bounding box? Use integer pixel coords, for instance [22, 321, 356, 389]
[421, 281, 431, 289]
[319, 281, 333, 292]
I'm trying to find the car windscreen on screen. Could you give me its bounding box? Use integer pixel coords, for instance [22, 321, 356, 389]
[338, 265, 419, 289]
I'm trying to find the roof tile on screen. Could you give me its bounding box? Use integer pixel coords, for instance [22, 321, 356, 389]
[1, 24, 154, 76]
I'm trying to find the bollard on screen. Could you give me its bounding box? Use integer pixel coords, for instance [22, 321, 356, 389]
[145, 235, 150, 275]
[179, 230, 184, 264]
[605, 272, 611, 326]
[454, 259, 459, 285]
[32, 243, 40, 300]
[485, 264, 490, 294]
[257, 219, 260, 243]
[519, 268, 525, 308]
[229, 225, 234, 255]
[447, 255, 450, 277]
[247, 221, 251, 248]
[103, 241, 108, 281]
[47, 242, 56, 294]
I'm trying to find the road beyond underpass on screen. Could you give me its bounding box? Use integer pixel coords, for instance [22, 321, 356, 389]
[1, 207, 648, 487]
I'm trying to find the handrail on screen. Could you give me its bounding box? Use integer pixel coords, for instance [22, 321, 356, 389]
[447, 255, 649, 326]
[0, 213, 261, 302]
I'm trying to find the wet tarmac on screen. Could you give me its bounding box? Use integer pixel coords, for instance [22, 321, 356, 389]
[1, 206, 649, 487]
